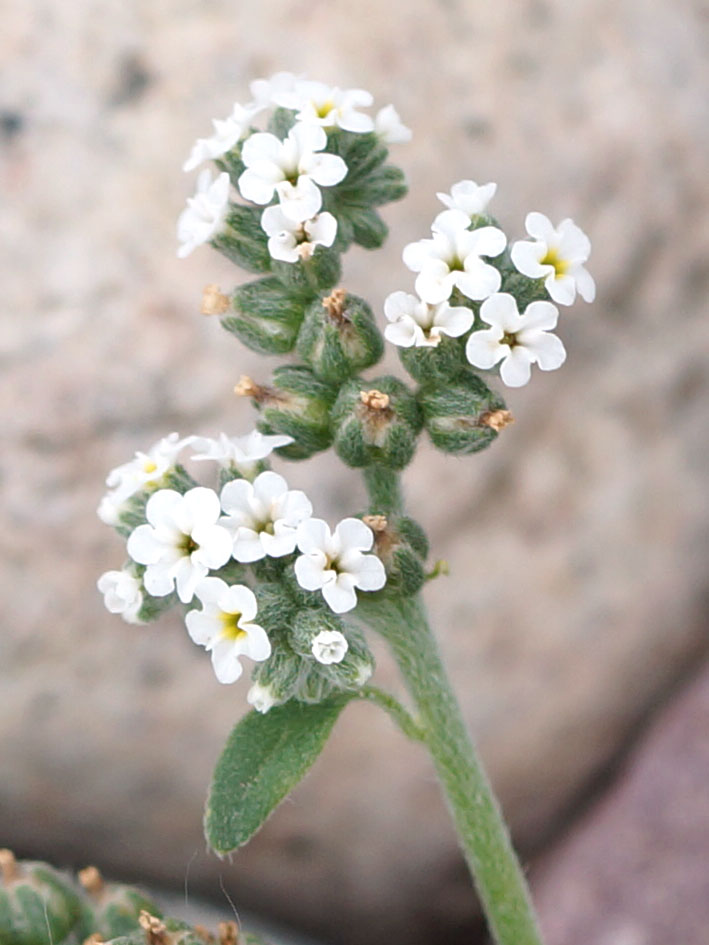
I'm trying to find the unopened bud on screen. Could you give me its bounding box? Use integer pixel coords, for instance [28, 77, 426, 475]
[420, 370, 509, 454]
[211, 204, 271, 273]
[296, 289, 384, 383]
[222, 275, 308, 355]
[0, 856, 83, 945]
[331, 376, 422, 470]
[398, 333, 468, 384]
[241, 365, 337, 460]
[363, 514, 429, 595]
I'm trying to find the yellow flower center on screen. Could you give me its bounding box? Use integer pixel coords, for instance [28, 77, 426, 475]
[178, 534, 199, 556]
[143, 460, 158, 473]
[315, 100, 335, 119]
[219, 610, 247, 641]
[540, 247, 568, 277]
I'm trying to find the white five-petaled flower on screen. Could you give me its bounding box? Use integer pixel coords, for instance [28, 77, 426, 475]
[274, 79, 375, 133]
[126, 487, 232, 603]
[220, 471, 313, 563]
[190, 430, 294, 477]
[185, 578, 271, 684]
[403, 209, 507, 305]
[177, 170, 231, 258]
[295, 518, 386, 614]
[511, 212, 595, 306]
[98, 432, 193, 525]
[238, 123, 347, 223]
[182, 102, 264, 173]
[248, 71, 300, 110]
[383, 291, 474, 348]
[465, 292, 566, 388]
[247, 681, 277, 714]
[311, 629, 349, 665]
[437, 180, 497, 219]
[374, 104, 412, 144]
[260, 205, 337, 263]
[97, 570, 144, 624]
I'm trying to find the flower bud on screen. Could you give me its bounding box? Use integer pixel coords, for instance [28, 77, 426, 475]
[271, 245, 341, 297]
[296, 289, 384, 384]
[253, 582, 297, 635]
[289, 608, 347, 660]
[419, 370, 513, 455]
[398, 334, 468, 385]
[236, 367, 336, 460]
[248, 641, 302, 708]
[331, 376, 422, 470]
[0, 849, 82, 945]
[76, 866, 162, 941]
[211, 205, 271, 273]
[107, 914, 208, 945]
[221, 276, 308, 355]
[361, 513, 428, 595]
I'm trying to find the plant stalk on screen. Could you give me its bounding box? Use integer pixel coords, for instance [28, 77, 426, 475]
[357, 592, 546, 945]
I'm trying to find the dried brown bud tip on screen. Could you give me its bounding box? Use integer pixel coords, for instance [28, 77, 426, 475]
[479, 409, 514, 432]
[218, 921, 239, 945]
[82, 935, 105, 945]
[0, 849, 18, 883]
[78, 865, 105, 896]
[201, 284, 230, 316]
[362, 514, 388, 533]
[359, 390, 390, 411]
[322, 288, 348, 320]
[139, 911, 168, 945]
[193, 925, 216, 944]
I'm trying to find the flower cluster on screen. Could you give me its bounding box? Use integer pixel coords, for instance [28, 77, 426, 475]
[385, 180, 593, 388]
[178, 73, 410, 264]
[98, 430, 384, 707]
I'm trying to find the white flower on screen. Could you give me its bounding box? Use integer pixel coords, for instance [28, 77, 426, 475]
[248, 71, 300, 110]
[220, 471, 312, 563]
[190, 430, 294, 477]
[98, 432, 193, 525]
[182, 102, 262, 173]
[403, 209, 506, 305]
[261, 205, 337, 262]
[437, 180, 496, 219]
[97, 570, 144, 624]
[294, 518, 386, 614]
[238, 122, 347, 222]
[126, 487, 232, 603]
[311, 629, 349, 665]
[383, 290, 474, 348]
[177, 170, 231, 258]
[465, 292, 566, 388]
[274, 80, 375, 133]
[185, 578, 271, 684]
[374, 105, 411, 144]
[247, 681, 277, 713]
[511, 212, 595, 306]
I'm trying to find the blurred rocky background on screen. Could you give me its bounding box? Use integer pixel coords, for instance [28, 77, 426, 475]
[1, 1, 708, 944]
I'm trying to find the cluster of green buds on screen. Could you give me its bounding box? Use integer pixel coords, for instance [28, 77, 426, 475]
[0, 850, 269, 945]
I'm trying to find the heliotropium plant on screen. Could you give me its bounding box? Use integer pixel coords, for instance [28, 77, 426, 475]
[98, 72, 595, 945]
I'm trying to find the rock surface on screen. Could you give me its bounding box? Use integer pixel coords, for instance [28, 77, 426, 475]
[534, 660, 709, 945]
[1, 2, 709, 945]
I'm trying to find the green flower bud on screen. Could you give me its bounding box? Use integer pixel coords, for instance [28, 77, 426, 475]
[236, 366, 336, 460]
[221, 276, 308, 355]
[249, 641, 302, 708]
[271, 245, 341, 296]
[211, 205, 271, 274]
[289, 609, 346, 659]
[419, 371, 513, 455]
[0, 849, 82, 945]
[107, 914, 207, 945]
[361, 513, 428, 595]
[253, 582, 297, 636]
[326, 627, 375, 691]
[76, 867, 161, 941]
[331, 376, 422, 470]
[500, 268, 552, 309]
[398, 334, 468, 385]
[296, 289, 383, 384]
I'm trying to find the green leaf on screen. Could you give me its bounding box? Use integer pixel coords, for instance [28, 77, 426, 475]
[205, 697, 352, 854]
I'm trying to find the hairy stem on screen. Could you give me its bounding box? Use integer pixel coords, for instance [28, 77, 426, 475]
[358, 594, 545, 945]
[357, 685, 426, 742]
[363, 465, 403, 515]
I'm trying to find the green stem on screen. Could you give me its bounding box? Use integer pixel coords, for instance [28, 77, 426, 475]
[363, 465, 403, 515]
[357, 593, 546, 945]
[358, 685, 426, 742]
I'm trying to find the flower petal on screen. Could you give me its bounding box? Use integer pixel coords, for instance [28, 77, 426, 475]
[334, 517, 374, 553]
[500, 347, 534, 388]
